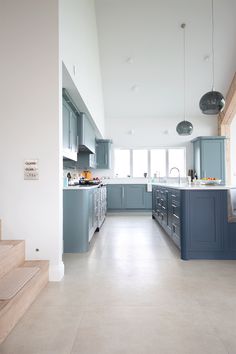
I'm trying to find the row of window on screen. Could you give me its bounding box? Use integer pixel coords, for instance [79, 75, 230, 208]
[114, 148, 186, 178]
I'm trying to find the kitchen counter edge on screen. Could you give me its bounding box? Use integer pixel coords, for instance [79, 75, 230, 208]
[152, 183, 230, 190]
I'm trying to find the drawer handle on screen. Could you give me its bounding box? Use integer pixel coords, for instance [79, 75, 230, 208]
[172, 223, 176, 233]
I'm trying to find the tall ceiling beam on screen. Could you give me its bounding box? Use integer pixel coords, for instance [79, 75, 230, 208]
[219, 72, 236, 126]
[218, 72, 236, 185]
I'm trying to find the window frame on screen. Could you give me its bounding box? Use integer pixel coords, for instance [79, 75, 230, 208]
[113, 147, 186, 178]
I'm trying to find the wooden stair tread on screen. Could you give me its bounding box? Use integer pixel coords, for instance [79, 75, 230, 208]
[0, 260, 48, 309]
[0, 267, 40, 300]
[0, 245, 13, 257]
[0, 260, 49, 343]
[0, 240, 24, 246]
[0, 241, 25, 280]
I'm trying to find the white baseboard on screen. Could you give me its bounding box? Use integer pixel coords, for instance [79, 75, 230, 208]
[49, 261, 64, 281]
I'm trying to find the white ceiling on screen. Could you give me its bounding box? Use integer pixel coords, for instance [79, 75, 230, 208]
[95, 0, 236, 120]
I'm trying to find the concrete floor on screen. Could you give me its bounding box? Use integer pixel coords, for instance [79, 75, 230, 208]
[1, 214, 236, 354]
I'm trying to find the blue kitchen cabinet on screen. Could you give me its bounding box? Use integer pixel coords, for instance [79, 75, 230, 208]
[96, 139, 112, 169]
[124, 185, 146, 209]
[107, 184, 152, 210]
[77, 151, 96, 169]
[107, 185, 123, 209]
[78, 113, 96, 153]
[63, 187, 100, 253]
[63, 98, 78, 161]
[192, 136, 226, 183]
[152, 184, 236, 260]
[182, 190, 223, 255]
[145, 190, 152, 209]
[152, 186, 182, 249]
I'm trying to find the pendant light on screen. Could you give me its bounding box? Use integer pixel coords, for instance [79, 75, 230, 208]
[199, 0, 225, 114]
[176, 23, 193, 136]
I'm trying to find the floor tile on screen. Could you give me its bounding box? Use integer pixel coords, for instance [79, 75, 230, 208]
[0, 214, 234, 354]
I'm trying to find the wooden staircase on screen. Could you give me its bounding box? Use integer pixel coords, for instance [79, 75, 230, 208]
[0, 223, 49, 344]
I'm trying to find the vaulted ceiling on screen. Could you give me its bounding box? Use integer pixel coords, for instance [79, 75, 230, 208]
[95, 0, 236, 120]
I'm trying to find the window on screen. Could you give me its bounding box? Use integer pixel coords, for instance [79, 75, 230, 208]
[114, 149, 130, 177]
[168, 148, 186, 177]
[114, 147, 186, 178]
[133, 150, 148, 177]
[150, 149, 166, 177]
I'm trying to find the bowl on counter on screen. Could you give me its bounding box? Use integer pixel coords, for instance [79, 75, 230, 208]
[199, 178, 222, 185]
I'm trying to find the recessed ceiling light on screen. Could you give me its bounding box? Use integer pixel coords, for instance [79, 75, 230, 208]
[130, 84, 139, 92]
[126, 57, 134, 64]
[204, 55, 210, 61]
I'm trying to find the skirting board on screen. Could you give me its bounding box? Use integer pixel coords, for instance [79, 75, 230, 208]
[49, 261, 64, 281]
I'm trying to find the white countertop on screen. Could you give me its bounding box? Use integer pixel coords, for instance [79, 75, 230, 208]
[104, 178, 150, 184]
[152, 182, 230, 190]
[63, 185, 101, 190]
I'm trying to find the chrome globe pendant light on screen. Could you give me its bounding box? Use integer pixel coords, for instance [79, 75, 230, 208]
[176, 23, 193, 136]
[199, 0, 225, 114]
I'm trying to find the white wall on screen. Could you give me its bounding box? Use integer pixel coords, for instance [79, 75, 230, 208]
[60, 0, 105, 136]
[0, 0, 64, 281]
[105, 115, 218, 175]
[231, 118, 236, 186]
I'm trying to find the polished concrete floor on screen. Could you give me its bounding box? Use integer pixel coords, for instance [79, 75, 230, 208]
[1, 214, 236, 354]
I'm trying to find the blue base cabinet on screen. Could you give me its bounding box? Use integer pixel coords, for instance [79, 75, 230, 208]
[107, 184, 152, 210]
[63, 186, 107, 253]
[152, 185, 236, 260]
[152, 185, 181, 249]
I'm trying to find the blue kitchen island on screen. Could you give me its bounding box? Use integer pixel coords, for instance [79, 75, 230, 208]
[152, 183, 236, 260]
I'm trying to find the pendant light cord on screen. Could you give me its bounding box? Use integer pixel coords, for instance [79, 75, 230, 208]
[211, 0, 215, 91]
[181, 23, 186, 121]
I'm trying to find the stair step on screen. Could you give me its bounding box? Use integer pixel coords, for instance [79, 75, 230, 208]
[0, 260, 49, 344]
[0, 241, 25, 279]
[0, 245, 13, 257]
[0, 267, 40, 300]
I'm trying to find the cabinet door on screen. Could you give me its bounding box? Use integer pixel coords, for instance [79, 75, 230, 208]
[107, 185, 123, 209]
[124, 185, 145, 209]
[70, 110, 78, 155]
[193, 140, 201, 179]
[63, 99, 78, 161]
[88, 190, 97, 241]
[96, 141, 111, 169]
[186, 191, 223, 252]
[152, 186, 156, 212]
[77, 152, 96, 169]
[79, 114, 95, 153]
[63, 100, 70, 151]
[201, 140, 225, 181]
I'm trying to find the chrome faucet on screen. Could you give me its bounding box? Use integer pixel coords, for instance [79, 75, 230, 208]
[170, 167, 181, 184]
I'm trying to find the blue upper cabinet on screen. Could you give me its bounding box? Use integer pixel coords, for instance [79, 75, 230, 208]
[63, 98, 78, 161]
[191, 136, 226, 183]
[96, 139, 112, 169]
[78, 113, 96, 154]
[77, 152, 96, 169]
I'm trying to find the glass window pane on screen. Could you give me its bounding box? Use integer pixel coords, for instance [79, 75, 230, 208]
[150, 149, 166, 177]
[168, 148, 186, 177]
[114, 149, 130, 177]
[133, 150, 148, 177]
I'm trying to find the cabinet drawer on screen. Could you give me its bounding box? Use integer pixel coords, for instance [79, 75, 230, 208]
[171, 203, 180, 219]
[171, 222, 181, 237]
[170, 189, 180, 201]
